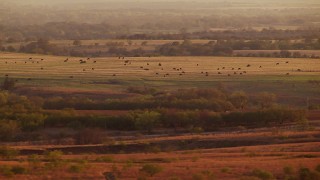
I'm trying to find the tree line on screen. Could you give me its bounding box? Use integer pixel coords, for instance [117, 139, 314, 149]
[0, 81, 311, 142]
[2, 38, 320, 58]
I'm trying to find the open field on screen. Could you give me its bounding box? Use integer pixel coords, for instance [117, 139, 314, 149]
[1, 52, 319, 86]
[1, 129, 320, 179]
[1, 52, 320, 105]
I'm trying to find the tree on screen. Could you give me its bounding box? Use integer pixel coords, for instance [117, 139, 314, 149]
[73, 40, 82, 46]
[229, 91, 248, 110]
[74, 128, 105, 145]
[1, 77, 15, 91]
[141, 41, 148, 46]
[0, 91, 9, 106]
[280, 50, 291, 58]
[0, 120, 20, 141]
[6, 46, 16, 52]
[254, 92, 276, 109]
[18, 113, 47, 131]
[134, 111, 160, 133]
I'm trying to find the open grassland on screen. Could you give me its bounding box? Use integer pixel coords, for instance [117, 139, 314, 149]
[1, 129, 320, 179]
[1, 52, 319, 88]
[1, 52, 320, 105]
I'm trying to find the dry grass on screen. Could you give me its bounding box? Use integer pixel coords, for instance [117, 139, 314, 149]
[1, 126, 319, 179]
[1, 52, 319, 90]
[1, 141, 319, 179]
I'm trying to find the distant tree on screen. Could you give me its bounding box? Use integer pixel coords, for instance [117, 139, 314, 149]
[6, 46, 16, 52]
[134, 111, 160, 133]
[0, 91, 9, 106]
[18, 113, 47, 131]
[280, 50, 291, 58]
[0, 120, 20, 141]
[292, 51, 302, 58]
[74, 128, 105, 145]
[73, 40, 82, 46]
[1, 77, 15, 91]
[254, 92, 277, 109]
[140, 164, 163, 177]
[229, 91, 248, 110]
[141, 41, 148, 46]
[127, 40, 133, 46]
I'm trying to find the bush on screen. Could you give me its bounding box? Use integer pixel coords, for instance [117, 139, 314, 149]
[192, 173, 204, 180]
[0, 120, 20, 141]
[298, 167, 320, 180]
[27, 154, 41, 170]
[283, 166, 294, 175]
[316, 164, 320, 172]
[103, 171, 117, 180]
[140, 164, 163, 177]
[221, 167, 231, 173]
[1, 77, 15, 91]
[11, 165, 27, 174]
[95, 156, 114, 163]
[44, 150, 64, 169]
[68, 164, 85, 173]
[251, 168, 274, 180]
[0, 146, 19, 160]
[0, 165, 14, 177]
[0, 165, 26, 177]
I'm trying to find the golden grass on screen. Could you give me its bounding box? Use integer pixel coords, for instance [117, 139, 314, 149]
[1, 52, 319, 87]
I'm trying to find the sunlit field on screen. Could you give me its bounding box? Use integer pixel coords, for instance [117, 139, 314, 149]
[1, 52, 319, 88]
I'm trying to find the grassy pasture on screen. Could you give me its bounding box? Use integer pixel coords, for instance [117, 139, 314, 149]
[1, 52, 319, 84]
[0, 52, 319, 104]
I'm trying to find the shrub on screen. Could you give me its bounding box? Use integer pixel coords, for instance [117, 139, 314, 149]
[95, 156, 114, 163]
[251, 168, 274, 180]
[298, 167, 320, 180]
[27, 154, 42, 171]
[201, 170, 215, 179]
[169, 176, 181, 180]
[0, 146, 19, 160]
[0, 165, 26, 177]
[103, 171, 117, 180]
[140, 164, 163, 177]
[68, 164, 85, 173]
[192, 173, 204, 180]
[316, 164, 320, 172]
[11, 165, 27, 174]
[190, 127, 204, 134]
[44, 150, 64, 169]
[221, 167, 231, 173]
[0, 165, 14, 177]
[283, 166, 294, 175]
